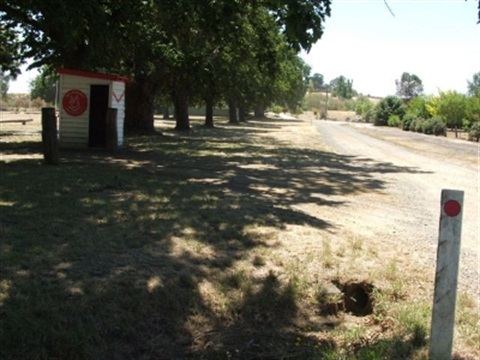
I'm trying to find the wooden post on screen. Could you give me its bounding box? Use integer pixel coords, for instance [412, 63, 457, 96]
[41, 107, 59, 165]
[106, 108, 118, 151]
[429, 189, 464, 360]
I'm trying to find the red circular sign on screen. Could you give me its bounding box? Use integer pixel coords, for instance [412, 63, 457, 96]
[62, 90, 88, 116]
[444, 200, 461, 217]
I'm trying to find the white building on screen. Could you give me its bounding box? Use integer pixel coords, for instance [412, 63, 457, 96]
[57, 68, 127, 148]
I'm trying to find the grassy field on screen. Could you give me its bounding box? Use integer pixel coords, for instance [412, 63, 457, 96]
[1, 116, 478, 359]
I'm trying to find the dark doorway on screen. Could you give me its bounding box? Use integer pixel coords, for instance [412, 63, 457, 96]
[89, 85, 109, 147]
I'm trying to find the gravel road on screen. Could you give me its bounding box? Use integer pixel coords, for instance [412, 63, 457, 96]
[312, 120, 479, 302]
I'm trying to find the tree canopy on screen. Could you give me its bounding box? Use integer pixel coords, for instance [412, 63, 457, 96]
[310, 73, 325, 91]
[330, 75, 354, 99]
[395, 72, 423, 102]
[0, 0, 332, 132]
[467, 71, 480, 97]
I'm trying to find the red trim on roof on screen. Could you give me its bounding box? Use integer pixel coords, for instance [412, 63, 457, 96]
[57, 68, 128, 82]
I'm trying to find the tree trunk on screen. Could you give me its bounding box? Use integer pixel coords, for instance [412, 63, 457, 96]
[205, 95, 214, 128]
[173, 84, 190, 131]
[238, 105, 246, 122]
[41, 107, 59, 165]
[162, 107, 170, 119]
[254, 104, 265, 119]
[125, 79, 156, 134]
[229, 99, 239, 124]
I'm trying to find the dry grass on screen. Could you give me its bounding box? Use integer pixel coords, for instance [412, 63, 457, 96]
[0, 114, 478, 359]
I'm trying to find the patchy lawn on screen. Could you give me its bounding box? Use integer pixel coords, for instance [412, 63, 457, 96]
[1, 116, 478, 359]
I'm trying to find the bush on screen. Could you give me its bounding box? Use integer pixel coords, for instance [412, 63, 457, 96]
[374, 96, 405, 126]
[422, 116, 446, 136]
[387, 114, 401, 127]
[401, 113, 417, 131]
[411, 118, 425, 133]
[406, 96, 430, 119]
[468, 123, 480, 142]
[365, 108, 376, 123]
[355, 96, 374, 116]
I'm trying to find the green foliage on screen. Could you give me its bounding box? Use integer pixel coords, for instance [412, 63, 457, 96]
[395, 72, 423, 101]
[411, 118, 426, 133]
[468, 123, 480, 142]
[374, 96, 405, 126]
[401, 113, 417, 131]
[330, 75, 354, 99]
[387, 114, 401, 127]
[1, 0, 333, 132]
[406, 95, 430, 119]
[1, 72, 10, 99]
[0, 23, 22, 76]
[421, 116, 446, 136]
[465, 95, 480, 124]
[310, 73, 324, 91]
[467, 71, 480, 97]
[425, 96, 439, 117]
[364, 108, 377, 123]
[355, 95, 374, 116]
[437, 90, 467, 128]
[30, 70, 58, 104]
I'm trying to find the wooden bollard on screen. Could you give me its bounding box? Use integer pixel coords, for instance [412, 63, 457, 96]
[106, 108, 118, 151]
[41, 107, 59, 165]
[429, 189, 464, 360]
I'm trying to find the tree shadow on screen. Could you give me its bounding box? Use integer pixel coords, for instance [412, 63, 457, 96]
[0, 119, 433, 359]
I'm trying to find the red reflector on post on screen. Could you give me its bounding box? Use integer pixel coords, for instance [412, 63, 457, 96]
[444, 200, 461, 217]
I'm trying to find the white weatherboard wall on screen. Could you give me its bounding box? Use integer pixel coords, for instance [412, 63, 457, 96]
[111, 81, 125, 146]
[58, 69, 126, 148]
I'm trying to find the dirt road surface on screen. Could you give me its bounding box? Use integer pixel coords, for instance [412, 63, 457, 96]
[311, 119, 479, 302]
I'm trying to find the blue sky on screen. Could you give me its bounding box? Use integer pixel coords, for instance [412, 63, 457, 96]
[301, 0, 480, 97]
[8, 0, 480, 97]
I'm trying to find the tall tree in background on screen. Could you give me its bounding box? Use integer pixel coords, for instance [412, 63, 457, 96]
[1, 72, 10, 99]
[467, 71, 480, 97]
[310, 73, 325, 91]
[330, 75, 353, 99]
[29, 69, 57, 104]
[437, 90, 467, 128]
[395, 72, 424, 102]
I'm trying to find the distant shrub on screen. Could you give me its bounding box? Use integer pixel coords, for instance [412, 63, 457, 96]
[468, 123, 480, 142]
[355, 96, 374, 117]
[411, 118, 425, 133]
[374, 96, 405, 126]
[387, 114, 402, 127]
[365, 108, 376, 123]
[401, 113, 417, 131]
[422, 116, 446, 136]
[270, 105, 283, 114]
[406, 96, 430, 119]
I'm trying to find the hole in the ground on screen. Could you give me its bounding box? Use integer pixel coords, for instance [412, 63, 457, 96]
[343, 281, 374, 316]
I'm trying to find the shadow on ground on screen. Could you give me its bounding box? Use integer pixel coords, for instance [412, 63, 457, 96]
[0, 119, 432, 359]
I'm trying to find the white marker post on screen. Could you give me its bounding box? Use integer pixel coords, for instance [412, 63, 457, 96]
[429, 189, 464, 360]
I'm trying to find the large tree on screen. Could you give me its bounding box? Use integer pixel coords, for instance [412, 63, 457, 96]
[330, 75, 354, 99]
[437, 90, 467, 128]
[467, 71, 480, 97]
[395, 72, 424, 102]
[1, 0, 332, 133]
[310, 73, 325, 91]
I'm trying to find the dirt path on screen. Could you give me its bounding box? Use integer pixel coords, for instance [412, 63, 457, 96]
[309, 119, 479, 302]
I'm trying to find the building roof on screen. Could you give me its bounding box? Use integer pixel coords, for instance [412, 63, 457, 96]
[57, 68, 128, 83]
